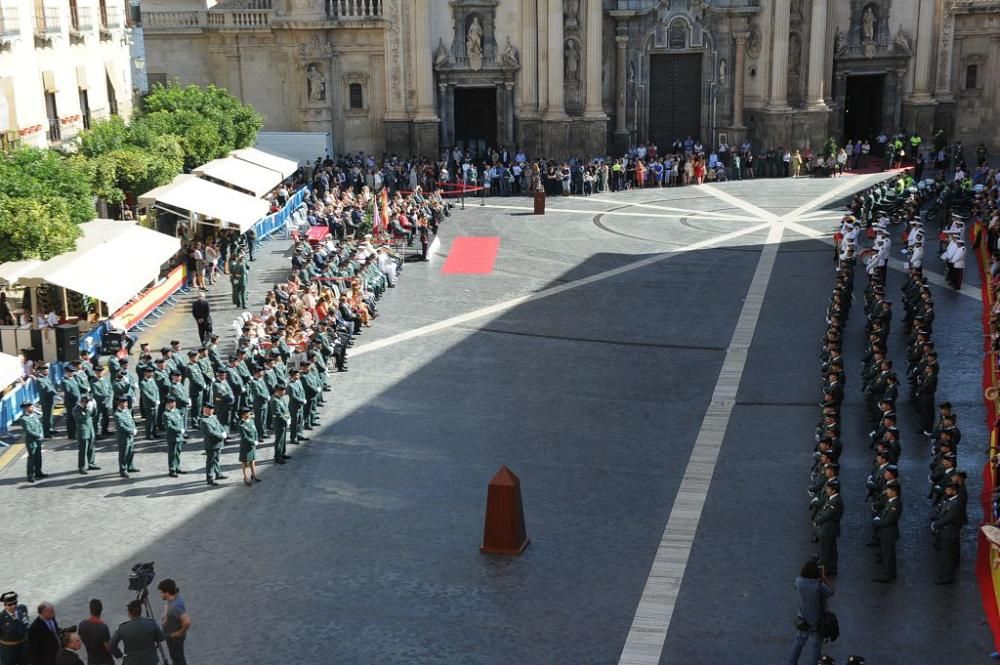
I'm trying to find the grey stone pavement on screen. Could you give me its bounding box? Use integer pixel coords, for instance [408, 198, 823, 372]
[0, 174, 992, 664]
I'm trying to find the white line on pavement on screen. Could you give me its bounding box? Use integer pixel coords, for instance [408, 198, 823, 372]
[699, 183, 780, 221]
[617, 222, 785, 665]
[584, 196, 752, 220]
[477, 203, 758, 222]
[350, 222, 772, 358]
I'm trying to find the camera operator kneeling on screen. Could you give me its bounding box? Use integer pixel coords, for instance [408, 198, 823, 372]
[110, 600, 164, 665]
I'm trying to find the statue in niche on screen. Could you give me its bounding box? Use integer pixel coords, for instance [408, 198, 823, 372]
[434, 38, 450, 68]
[719, 58, 727, 84]
[746, 26, 761, 60]
[862, 6, 876, 43]
[565, 39, 580, 81]
[306, 63, 326, 103]
[501, 36, 519, 68]
[833, 26, 844, 55]
[892, 24, 912, 55]
[466, 16, 483, 71]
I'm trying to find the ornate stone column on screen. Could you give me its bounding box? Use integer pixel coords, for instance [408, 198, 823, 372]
[767, 0, 791, 109]
[544, 0, 566, 120]
[412, 0, 439, 156]
[806, 0, 827, 108]
[583, 0, 604, 118]
[537, 0, 548, 113]
[519, 0, 538, 115]
[732, 32, 748, 127]
[438, 83, 449, 148]
[614, 33, 628, 148]
[910, 0, 935, 99]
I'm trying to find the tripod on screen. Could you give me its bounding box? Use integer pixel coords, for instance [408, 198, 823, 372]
[135, 586, 172, 665]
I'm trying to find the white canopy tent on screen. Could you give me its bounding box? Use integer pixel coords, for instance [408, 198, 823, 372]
[0, 259, 44, 287]
[18, 220, 181, 313]
[137, 174, 194, 209]
[0, 352, 22, 389]
[143, 176, 271, 233]
[194, 157, 283, 198]
[230, 147, 298, 179]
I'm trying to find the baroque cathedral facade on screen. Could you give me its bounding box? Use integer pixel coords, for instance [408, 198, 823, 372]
[140, 0, 1000, 158]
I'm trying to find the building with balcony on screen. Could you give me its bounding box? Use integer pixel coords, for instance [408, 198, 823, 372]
[0, 0, 134, 149]
[139, 0, 1000, 159]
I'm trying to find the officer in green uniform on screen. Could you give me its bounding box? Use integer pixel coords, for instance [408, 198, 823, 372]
[248, 365, 270, 440]
[812, 480, 842, 576]
[208, 368, 232, 432]
[931, 482, 964, 584]
[262, 356, 279, 431]
[300, 361, 319, 429]
[0, 590, 30, 664]
[184, 351, 207, 428]
[112, 358, 134, 410]
[873, 482, 902, 582]
[167, 370, 191, 437]
[161, 396, 185, 477]
[91, 365, 113, 438]
[269, 384, 291, 464]
[225, 357, 246, 425]
[20, 401, 46, 484]
[229, 255, 247, 309]
[152, 357, 170, 423]
[109, 599, 164, 664]
[107, 353, 122, 382]
[74, 393, 98, 474]
[206, 334, 223, 369]
[271, 349, 288, 384]
[114, 396, 138, 478]
[196, 347, 214, 385]
[62, 364, 81, 440]
[286, 369, 308, 445]
[138, 367, 160, 440]
[199, 403, 228, 486]
[34, 364, 57, 438]
[73, 360, 92, 395]
[238, 406, 261, 486]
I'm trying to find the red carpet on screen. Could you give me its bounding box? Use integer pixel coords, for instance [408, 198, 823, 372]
[441, 236, 500, 275]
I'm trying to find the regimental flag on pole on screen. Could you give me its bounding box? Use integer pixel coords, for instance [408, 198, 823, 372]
[380, 188, 390, 236]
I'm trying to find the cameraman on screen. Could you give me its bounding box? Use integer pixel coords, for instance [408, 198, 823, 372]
[109, 600, 163, 665]
[157, 580, 191, 665]
[787, 558, 834, 665]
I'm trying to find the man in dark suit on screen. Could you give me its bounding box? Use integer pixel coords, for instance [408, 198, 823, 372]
[27, 601, 60, 665]
[338, 295, 361, 334]
[192, 293, 212, 345]
[54, 632, 85, 665]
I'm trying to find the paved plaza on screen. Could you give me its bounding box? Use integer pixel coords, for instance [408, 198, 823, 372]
[1, 175, 993, 663]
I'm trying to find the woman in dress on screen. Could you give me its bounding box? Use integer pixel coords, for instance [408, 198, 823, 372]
[237, 406, 260, 486]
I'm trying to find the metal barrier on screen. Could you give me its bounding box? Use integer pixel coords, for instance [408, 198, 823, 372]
[253, 187, 308, 241]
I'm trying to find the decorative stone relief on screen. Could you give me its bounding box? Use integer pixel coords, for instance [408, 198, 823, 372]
[788, 33, 802, 101]
[746, 26, 762, 60]
[565, 0, 579, 30]
[565, 38, 580, 81]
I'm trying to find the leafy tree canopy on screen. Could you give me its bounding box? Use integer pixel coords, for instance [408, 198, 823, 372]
[0, 194, 80, 263]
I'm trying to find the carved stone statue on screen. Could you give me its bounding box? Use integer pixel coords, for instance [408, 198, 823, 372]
[501, 36, 519, 68]
[565, 0, 579, 30]
[466, 16, 483, 71]
[746, 27, 762, 60]
[833, 26, 844, 55]
[892, 24, 912, 55]
[719, 58, 727, 85]
[306, 63, 326, 103]
[434, 38, 450, 68]
[862, 6, 876, 43]
[565, 39, 580, 81]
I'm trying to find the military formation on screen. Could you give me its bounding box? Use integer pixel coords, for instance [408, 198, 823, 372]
[808, 192, 969, 585]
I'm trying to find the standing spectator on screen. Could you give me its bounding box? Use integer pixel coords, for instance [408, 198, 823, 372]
[27, 602, 60, 665]
[0, 291, 13, 325]
[786, 559, 833, 665]
[191, 242, 206, 291]
[157, 579, 191, 665]
[204, 241, 220, 285]
[192, 293, 212, 346]
[78, 599, 114, 665]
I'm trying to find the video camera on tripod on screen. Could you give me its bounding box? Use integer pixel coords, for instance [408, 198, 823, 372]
[127, 561, 171, 665]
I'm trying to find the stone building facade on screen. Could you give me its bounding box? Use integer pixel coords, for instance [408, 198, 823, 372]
[0, 0, 134, 149]
[140, 0, 1000, 159]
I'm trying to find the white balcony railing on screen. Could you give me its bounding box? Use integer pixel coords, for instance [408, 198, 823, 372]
[325, 0, 382, 20]
[0, 7, 20, 37]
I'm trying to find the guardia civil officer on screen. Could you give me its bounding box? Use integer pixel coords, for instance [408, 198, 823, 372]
[113, 396, 138, 478]
[813, 479, 842, 576]
[34, 364, 57, 438]
[199, 403, 227, 486]
[238, 406, 260, 486]
[931, 481, 964, 584]
[162, 396, 185, 477]
[269, 384, 291, 464]
[20, 401, 46, 483]
[872, 482, 901, 582]
[109, 600, 163, 665]
[0, 591, 30, 665]
[74, 393, 98, 475]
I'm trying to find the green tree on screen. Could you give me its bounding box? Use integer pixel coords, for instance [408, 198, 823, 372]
[77, 116, 131, 158]
[0, 194, 80, 262]
[0, 148, 96, 225]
